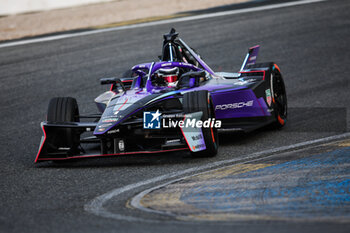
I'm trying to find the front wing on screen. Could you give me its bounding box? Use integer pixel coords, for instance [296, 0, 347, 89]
[35, 121, 191, 162]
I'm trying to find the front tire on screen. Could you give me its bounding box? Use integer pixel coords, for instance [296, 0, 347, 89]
[183, 91, 218, 157]
[47, 97, 80, 150]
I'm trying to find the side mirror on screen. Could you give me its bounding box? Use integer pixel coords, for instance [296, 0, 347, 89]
[100, 77, 118, 85]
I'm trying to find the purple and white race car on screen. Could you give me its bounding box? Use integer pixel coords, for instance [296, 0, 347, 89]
[35, 28, 287, 162]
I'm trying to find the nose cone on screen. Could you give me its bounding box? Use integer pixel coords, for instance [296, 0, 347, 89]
[93, 91, 159, 135]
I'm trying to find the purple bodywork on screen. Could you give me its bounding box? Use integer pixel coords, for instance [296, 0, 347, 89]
[93, 44, 270, 135]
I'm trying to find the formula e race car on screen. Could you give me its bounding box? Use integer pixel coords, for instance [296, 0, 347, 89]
[35, 28, 287, 162]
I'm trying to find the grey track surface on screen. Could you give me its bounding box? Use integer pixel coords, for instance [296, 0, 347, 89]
[0, 0, 349, 232]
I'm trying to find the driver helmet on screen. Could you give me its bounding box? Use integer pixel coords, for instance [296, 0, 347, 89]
[157, 67, 179, 87]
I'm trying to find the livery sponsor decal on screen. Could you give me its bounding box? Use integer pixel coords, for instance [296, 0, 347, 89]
[191, 134, 203, 141]
[107, 129, 120, 134]
[181, 112, 206, 152]
[265, 89, 272, 106]
[235, 78, 255, 86]
[161, 63, 172, 67]
[249, 56, 256, 61]
[166, 139, 181, 144]
[215, 100, 254, 110]
[192, 143, 206, 151]
[102, 117, 118, 123]
[98, 123, 112, 128]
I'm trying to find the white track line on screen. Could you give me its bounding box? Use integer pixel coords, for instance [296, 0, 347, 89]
[0, 0, 326, 49]
[84, 132, 350, 222]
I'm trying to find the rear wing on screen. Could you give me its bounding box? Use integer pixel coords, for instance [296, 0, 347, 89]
[240, 45, 260, 71]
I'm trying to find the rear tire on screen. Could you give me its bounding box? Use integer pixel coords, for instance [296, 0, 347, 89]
[47, 97, 80, 150]
[183, 91, 218, 157]
[270, 64, 287, 128]
[247, 62, 287, 128]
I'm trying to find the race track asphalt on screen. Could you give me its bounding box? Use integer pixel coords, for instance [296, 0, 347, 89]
[0, 0, 349, 232]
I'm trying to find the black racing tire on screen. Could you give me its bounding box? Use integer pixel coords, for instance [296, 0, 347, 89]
[183, 90, 218, 157]
[247, 62, 287, 128]
[270, 64, 287, 128]
[47, 97, 80, 149]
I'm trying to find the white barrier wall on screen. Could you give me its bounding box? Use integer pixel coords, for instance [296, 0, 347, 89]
[0, 0, 114, 15]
